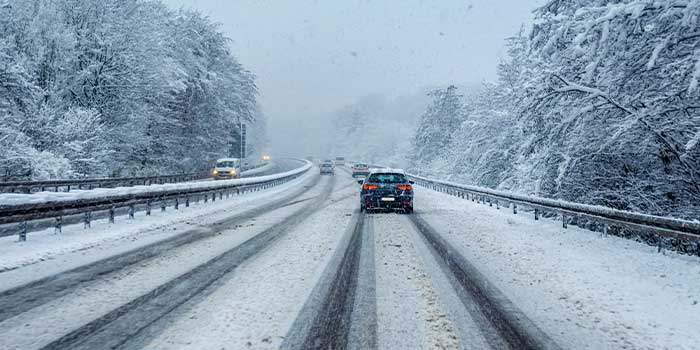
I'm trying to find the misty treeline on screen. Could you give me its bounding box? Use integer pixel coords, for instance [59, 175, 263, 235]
[0, 0, 264, 180]
[410, 0, 700, 218]
[327, 94, 427, 166]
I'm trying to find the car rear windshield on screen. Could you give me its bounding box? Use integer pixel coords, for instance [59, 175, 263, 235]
[321, 164, 332, 167]
[367, 173, 407, 184]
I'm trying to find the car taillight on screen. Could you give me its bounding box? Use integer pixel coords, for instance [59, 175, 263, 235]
[397, 184, 413, 191]
[363, 184, 379, 191]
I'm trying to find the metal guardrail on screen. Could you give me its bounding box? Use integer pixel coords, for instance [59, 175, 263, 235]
[0, 161, 311, 241]
[0, 162, 270, 194]
[0, 172, 210, 194]
[408, 173, 700, 255]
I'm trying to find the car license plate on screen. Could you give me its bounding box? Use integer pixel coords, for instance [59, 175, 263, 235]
[381, 197, 395, 202]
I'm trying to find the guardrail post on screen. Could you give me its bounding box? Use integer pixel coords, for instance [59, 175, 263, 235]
[534, 208, 539, 220]
[55, 216, 62, 234]
[495, 200, 500, 209]
[66, 185, 71, 192]
[146, 202, 151, 216]
[219, 192, 223, 200]
[161, 200, 166, 212]
[212, 193, 216, 202]
[128, 205, 135, 219]
[488, 197, 492, 207]
[19, 221, 27, 242]
[109, 206, 115, 223]
[54, 186, 59, 192]
[602, 223, 607, 237]
[175, 198, 179, 210]
[204, 193, 208, 203]
[513, 203, 517, 214]
[84, 211, 91, 228]
[562, 214, 568, 228]
[185, 196, 190, 207]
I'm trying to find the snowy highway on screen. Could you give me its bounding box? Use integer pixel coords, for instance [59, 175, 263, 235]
[1, 165, 700, 350]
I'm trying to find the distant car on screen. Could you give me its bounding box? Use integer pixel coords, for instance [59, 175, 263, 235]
[351, 163, 370, 178]
[212, 158, 241, 179]
[335, 157, 345, 166]
[262, 154, 271, 162]
[359, 169, 414, 213]
[320, 162, 335, 175]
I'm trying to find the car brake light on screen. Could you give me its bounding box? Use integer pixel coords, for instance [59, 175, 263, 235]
[363, 184, 379, 191]
[397, 184, 413, 191]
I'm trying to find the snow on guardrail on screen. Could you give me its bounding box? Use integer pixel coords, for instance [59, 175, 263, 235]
[0, 160, 313, 241]
[356, 161, 700, 254]
[409, 173, 700, 255]
[0, 161, 310, 207]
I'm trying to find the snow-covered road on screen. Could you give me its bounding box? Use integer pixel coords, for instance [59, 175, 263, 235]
[0, 166, 698, 349]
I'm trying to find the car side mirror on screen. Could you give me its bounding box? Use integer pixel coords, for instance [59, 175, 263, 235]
[357, 179, 364, 185]
[409, 180, 415, 184]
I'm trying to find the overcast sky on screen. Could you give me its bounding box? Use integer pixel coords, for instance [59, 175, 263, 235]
[162, 0, 543, 153]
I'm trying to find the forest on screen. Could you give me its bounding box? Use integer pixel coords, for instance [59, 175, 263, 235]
[0, 0, 263, 180]
[330, 1, 700, 219]
[409, 0, 700, 218]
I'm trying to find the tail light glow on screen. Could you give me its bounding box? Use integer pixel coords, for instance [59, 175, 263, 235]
[363, 184, 379, 191]
[397, 184, 413, 191]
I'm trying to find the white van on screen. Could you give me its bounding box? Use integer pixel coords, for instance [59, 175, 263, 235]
[212, 158, 242, 179]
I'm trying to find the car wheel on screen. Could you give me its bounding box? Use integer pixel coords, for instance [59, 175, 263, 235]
[404, 206, 413, 214]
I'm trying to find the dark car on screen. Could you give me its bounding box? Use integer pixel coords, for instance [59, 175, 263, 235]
[359, 170, 414, 213]
[320, 162, 335, 175]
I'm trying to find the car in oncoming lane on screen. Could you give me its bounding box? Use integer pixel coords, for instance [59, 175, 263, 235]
[212, 158, 241, 179]
[359, 169, 414, 213]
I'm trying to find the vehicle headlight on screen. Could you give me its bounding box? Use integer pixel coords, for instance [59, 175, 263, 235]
[230, 170, 236, 175]
[213, 170, 219, 175]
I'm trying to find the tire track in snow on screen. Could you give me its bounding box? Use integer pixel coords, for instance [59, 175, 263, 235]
[408, 214, 561, 350]
[37, 175, 336, 350]
[131, 172, 361, 349]
[373, 214, 461, 350]
[0, 173, 321, 324]
[281, 209, 376, 350]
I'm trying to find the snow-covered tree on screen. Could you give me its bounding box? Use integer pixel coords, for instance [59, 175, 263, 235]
[410, 85, 466, 173]
[410, 0, 700, 218]
[0, 0, 263, 179]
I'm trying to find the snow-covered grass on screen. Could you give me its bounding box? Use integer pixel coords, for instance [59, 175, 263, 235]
[0, 161, 311, 206]
[415, 187, 700, 349]
[0, 169, 317, 291]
